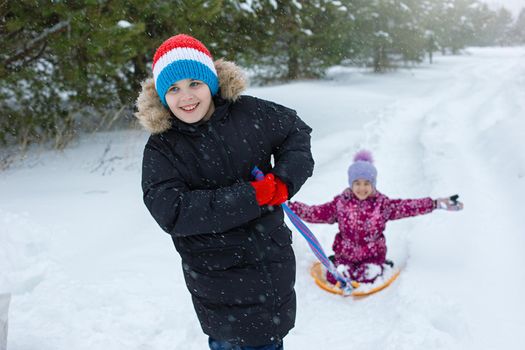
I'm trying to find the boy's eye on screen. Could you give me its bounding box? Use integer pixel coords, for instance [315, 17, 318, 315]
[190, 81, 201, 87]
[168, 86, 179, 93]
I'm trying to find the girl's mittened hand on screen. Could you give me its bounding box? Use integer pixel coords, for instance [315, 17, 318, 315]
[435, 197, 464, 211]
[268, 176, 289, 206]
[250, 174, 276, 205]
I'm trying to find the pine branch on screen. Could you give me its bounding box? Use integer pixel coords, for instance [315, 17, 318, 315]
[3, 19, 70, 68]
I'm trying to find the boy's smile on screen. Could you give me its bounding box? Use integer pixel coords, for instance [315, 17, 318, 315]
[180, 103, 199, 111]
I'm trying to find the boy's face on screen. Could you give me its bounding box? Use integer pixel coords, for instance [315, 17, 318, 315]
[351, 179, 374, 200]
[165, 79, 214, 124]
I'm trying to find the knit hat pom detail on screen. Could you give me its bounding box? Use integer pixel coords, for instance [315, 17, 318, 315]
[348, 149, 378, 188]
[353, 149, 373, 163]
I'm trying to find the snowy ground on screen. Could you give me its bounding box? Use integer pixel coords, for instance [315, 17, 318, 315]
[1, 47, 524, 350]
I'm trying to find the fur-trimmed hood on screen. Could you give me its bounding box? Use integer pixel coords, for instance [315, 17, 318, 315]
[135, 59, 247, 134]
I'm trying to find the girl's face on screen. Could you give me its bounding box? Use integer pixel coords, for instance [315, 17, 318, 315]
[165, 79, 215, 124]
[351, 179, 374, 200]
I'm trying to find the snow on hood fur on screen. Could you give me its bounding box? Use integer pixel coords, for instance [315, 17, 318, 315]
[135, 59, 247, 134]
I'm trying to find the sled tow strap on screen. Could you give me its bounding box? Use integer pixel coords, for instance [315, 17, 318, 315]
[251, 167, 354, 295]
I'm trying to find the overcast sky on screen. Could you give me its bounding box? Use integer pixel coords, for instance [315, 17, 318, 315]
[483, 0, 524, 15]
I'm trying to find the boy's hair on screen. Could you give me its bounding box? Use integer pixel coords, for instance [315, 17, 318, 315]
[152, 34, 219, 107]
[348, 150, 377, 188]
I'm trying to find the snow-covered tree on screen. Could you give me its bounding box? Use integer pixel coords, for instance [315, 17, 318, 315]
[512, 8, 525, 44]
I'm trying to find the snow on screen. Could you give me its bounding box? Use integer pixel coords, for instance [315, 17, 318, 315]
[357, 264, 397, 294]
[117, 20, 133, 29]
[2, 46, 525, 349]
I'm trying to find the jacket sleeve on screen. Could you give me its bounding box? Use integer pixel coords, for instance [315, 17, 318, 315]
[287, 200, 337, 224]
[383, 197, 435, 221]
[142, 142, 261, 237]
[260, 99, 314, 198]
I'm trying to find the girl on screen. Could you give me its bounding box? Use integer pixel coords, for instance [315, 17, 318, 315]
[288, 150, 462, 285]
[137, 34, 314, 350]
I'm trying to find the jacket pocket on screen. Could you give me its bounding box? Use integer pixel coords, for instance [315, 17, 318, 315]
[264, 223, 294, 263]
[182, 246, 255, 305]
[268, 223, 293, 247]
[188, 246, 245, 273]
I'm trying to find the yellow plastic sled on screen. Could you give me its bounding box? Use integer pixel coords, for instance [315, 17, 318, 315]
[310, 261, 401, 297]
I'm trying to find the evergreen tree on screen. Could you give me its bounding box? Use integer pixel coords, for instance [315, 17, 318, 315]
[469, 3, 497, 46]
[440, 0, 477, 54]
[0, 0, 222, 148]
[349, 0, 427, 71]
[1, 0, 519, 150]
[512, 8, 525, 44]
[387, 0, 427, 65]
[350, 0, 393, 72]
[492, 7, 514, 45]
[1, 1, 146, 148]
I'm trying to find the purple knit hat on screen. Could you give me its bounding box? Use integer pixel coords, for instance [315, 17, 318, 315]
[347, 150, 377, 188]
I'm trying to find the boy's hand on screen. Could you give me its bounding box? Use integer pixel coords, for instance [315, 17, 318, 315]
[250, 173, 276, 205]
[268, 176, 289, 206]
[435, 196, 464, 211]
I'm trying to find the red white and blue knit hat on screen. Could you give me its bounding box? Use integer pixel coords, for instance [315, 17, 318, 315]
[152, 34, 219, 107]
[348, 150, 377, 188]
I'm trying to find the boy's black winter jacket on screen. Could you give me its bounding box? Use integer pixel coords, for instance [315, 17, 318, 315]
[136, 60, 314, 346]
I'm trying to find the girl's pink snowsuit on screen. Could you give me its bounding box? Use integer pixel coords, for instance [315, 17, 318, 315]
[288, 189, 435, 283]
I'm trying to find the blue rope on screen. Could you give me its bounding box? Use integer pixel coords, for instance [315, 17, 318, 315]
[251, 167, 354, 294]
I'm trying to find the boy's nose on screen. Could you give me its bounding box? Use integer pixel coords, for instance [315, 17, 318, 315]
[180, 91, 194, 101]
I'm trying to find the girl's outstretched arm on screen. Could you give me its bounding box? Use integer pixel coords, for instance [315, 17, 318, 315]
[383, 197, 435, 221]
[287, 199, 337, 224]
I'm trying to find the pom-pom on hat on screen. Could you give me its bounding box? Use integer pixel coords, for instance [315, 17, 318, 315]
[347, 150, 378, 188]
[152, 34, 219, 107]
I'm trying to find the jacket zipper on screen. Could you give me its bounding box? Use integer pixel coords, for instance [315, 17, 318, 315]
[210, 121, 279, 339]
[207, 122, 238, 183]
[247, 229, 278, 340]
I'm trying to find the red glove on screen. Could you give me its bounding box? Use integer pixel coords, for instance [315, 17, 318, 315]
[268, 176, 289, 206]
[250, 173, 276, 205]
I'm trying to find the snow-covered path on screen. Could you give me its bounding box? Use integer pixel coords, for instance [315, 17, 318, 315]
[1, 47, 524, 349]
